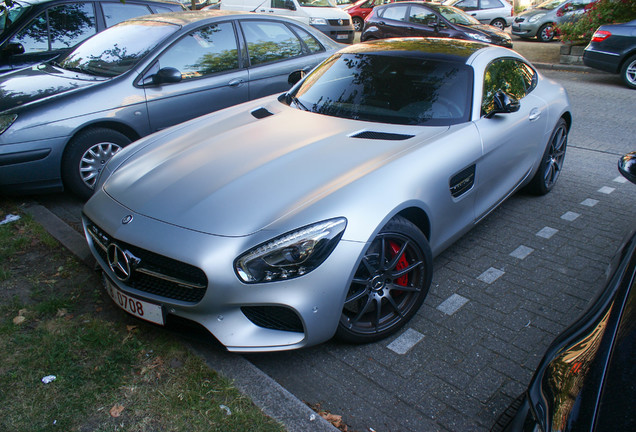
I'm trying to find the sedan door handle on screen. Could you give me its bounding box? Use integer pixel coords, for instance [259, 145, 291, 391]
[228, 78, 244, 87]
[529, 108, 541, 121]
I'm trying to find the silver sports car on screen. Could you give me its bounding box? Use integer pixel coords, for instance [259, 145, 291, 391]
[83, 38, 571, 352]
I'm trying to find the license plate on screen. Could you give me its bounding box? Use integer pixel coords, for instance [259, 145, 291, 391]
[104, 278, 164, 325]
[336, 34, 348, 40]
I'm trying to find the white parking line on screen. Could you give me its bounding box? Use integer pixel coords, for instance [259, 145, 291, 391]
[510, 245, 534, 259]
[437, 293, 469, 315]
[536, 227, 558, 239]
[387, 328, 425, 354]
[561, 211, 580, 221]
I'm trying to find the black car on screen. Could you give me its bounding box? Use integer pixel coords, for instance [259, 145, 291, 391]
[493, 153, 636, 432]
[361, 1, 512, 48]
[583, 19, 636, 89]
[0, 0, 185, 73]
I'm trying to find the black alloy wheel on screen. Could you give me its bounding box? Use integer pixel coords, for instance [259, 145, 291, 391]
[336, 216, 432, 343]
[526, 118, 568, 195]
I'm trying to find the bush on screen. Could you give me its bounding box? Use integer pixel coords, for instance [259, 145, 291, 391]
[557, 0, 636, 44]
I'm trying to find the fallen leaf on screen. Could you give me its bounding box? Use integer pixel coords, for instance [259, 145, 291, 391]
[126, 325, 138, 332]
[109, 404, 125, 418]
[18, 308, 27, 316]
[13, 316, 26, 325]
[56, 308, 67, 317]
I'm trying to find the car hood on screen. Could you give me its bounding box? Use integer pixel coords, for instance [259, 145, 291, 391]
[0, 63, 103, 113]
[104, 99, 448, 237]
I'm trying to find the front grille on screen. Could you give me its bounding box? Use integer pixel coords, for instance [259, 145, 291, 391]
[328, 19, 350, 26]
[86, 218, 208, 303]
[241, 306, 304, 333]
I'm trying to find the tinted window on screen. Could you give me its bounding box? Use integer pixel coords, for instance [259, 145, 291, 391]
[454, 0, 478, 10]
[48, 3, 97, 49]
[242, 21, 303, 66]
[159, 22, 239, 81]
[290, 53, 473, 126]
[380, 5, 408, 21]
[408, 6, 438, 26]
[292, 25, 324, 54]
[482, 58, 536, 115]
[102, 3, 153, 27]
[12, 11, 48, 52]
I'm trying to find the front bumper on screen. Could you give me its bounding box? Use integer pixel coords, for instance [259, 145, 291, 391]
[511, 22, 539, 38]
[312, 23, 355, 44]
[83, 190, 365, 352]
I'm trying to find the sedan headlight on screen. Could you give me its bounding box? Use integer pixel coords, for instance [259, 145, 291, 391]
[309, 17, 329, 26]
[235, 218, 347, 283]
[467, 33, 491, 43]
[529, 13, 546, 23]
[0, 114, 18, 135]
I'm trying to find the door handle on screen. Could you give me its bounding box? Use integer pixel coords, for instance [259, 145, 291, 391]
[529, 108, 541, 121]
[228, 78, 244, 87]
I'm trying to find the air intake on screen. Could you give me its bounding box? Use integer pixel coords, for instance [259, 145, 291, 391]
[351, 131, 414, 141]
[251, 108, 274, 119]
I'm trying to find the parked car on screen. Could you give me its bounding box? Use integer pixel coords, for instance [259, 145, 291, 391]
[0, 0, 186, 73]
[512, 0, 597, 42]
[344, 0, 399, 32]
[361, 2, 513, 47]
[583, 19, 636, 90]
[493, 152, 636, 432]
[82, 37, 571, 352]
[0, 11, 341, 199]
[442, 0, 513, 30]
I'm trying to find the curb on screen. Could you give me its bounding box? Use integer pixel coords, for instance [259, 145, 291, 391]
[22, 202, 337, 432]
[533, 61, 595, 72]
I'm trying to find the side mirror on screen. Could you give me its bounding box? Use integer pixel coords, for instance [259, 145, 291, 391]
[618, 152, 636, 184]
[1, 42, 25, 57]
[284, 0, 296, 10]
[485, 90, 520, 118]
[145, 67, 182, 86]
[288, 69, 305, 85]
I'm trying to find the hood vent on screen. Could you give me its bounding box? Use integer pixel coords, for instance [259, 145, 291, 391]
[351, 131, 414, 141]
[251, 107, 274, 119]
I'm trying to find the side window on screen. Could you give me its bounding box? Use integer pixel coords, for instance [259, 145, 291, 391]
[158, 22, 239, 81]
[241, 20, 303, 66]
[291, 25, 324, 54]
[271, 0, 287, 8]
[482, 58, 536, 115]
[455, 0, 478, 10]
[48, 3, 97, 49]
[102, 3, 153, 27]
[380, 5, 408, 21]
[408, 6, 438, 26]
[481, 0, 503, 10]
[12, 3, 96, 52]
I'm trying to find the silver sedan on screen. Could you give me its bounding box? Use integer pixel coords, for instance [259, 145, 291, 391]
[83, 38, 571, 352]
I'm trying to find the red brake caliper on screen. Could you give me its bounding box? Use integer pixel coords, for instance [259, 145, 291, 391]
[389, 241, 409, 286]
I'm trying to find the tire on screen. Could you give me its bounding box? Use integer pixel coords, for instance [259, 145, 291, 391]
[62, 127, 131, 200]
[490, 18, 506, 30]
[537, 23, 555, 42]
[526, 118, 568, 195]
[620, 54, 636, 90]
[352, 16, 364, 32]
[336, 216, 432, 344]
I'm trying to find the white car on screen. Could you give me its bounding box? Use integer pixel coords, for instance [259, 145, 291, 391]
[444, 0, 514, 29]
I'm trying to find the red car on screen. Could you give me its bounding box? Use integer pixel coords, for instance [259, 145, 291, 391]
[345, 0, 400, 32]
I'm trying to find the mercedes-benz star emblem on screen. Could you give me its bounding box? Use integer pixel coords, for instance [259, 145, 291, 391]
[122, 214, 133, 224]
[338, 19, 343, 26]
[107, 244, 132, 282]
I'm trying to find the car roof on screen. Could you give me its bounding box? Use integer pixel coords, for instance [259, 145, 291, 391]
[131, 9, 307, 26]
[14, 0, 181, 6]
[338, 37, 491, 63]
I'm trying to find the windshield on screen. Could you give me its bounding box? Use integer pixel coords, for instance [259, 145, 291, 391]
[434, 5, 481, 25]
[535, 0, 565, 10]
[1, 1, 31, 34]
[297, 0, 337, 7]
[57, 20, 179, 77]
[287, 53, 472, 126]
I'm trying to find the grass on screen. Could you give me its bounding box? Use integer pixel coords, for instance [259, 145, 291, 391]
[0, 200, 285, 432]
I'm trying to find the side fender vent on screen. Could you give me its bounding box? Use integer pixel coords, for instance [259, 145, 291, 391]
[251, 108, 274, 119]
[351, 131, 414, 141]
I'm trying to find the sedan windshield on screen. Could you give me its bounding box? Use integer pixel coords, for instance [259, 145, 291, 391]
[1, 1, 31, 34]
[297, 0, 337, 7]
[288, 53, 473, 126]
[57, 20, 179, 77]
[535, 0, 565, 10]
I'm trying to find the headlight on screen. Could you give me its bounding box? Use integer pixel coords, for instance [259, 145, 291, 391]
[529, 13, 546, 23]
[309, 17, 329, 26]
[467, 33, 491, 43]
[235, 218, 347, 283]
[0, 114, 18, 135]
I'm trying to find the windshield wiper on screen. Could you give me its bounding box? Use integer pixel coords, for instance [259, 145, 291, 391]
[286, 93, 310, 111]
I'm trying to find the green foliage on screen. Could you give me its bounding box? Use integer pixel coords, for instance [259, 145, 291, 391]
[557, 0, 636, 44]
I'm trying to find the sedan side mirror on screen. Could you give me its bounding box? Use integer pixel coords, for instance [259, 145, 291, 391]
[485, 90, 520, 118]
[142, 67, 182, 86]
[284, 0, 296, 11]
[288, 69, 306, 85]
[618, 152, 636, 184]
[1, 42, 25, 57]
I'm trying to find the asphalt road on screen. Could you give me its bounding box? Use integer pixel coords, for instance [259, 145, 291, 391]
[25, 67, 636, 432]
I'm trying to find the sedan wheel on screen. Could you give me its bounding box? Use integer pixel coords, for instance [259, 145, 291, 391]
[620, 54, 636, 89]
[537, 23, 554, 42]
[490, 18, 506, 30]
[62, 127, 132, 200]
[526, 118, 568, 195]
[353, 17, 364, 32]
[336, 216, 432, 343]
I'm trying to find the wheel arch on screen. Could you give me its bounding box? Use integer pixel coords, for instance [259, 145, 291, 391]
[68, 120, 142, 146]
[394, 206, 431, 241]
[561, 111, 573, 132]
[618, 49, 636, 72]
